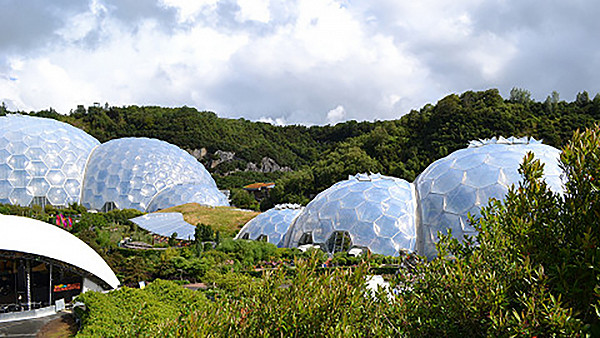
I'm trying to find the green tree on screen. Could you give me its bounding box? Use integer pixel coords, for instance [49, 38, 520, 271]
[576, 90, 590, 105]
[510, 87, 532, 104]
[230, 188, 260, 211]
[195, 224, 214, 242]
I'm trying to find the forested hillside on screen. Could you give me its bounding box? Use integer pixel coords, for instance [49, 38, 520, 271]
[3, 88, 599, 208]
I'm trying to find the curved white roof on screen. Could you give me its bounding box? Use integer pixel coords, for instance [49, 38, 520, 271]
[130, 212, 196, 240]
[0, 214, 119, 289]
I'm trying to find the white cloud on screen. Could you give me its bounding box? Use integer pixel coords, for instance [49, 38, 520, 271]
[257, 116, 286, 126]
[1, 0, 600, 124]
[236, 0, 270, 23]
[158, 0, 218, 23]
[326, 105, 346, 124]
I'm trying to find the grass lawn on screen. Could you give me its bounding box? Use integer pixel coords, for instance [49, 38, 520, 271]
[158, 203, 260, 237]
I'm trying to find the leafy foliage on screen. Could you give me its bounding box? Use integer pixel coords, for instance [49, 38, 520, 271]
[73, 125, 600, 336]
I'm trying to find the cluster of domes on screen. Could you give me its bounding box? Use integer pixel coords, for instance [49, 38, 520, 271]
[0, 115, 228, 212]
[239, 137, 563, 258]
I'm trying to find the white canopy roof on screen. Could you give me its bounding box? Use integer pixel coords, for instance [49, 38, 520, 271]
[0, 214, 119, 289]
[130, 212, 196, 240]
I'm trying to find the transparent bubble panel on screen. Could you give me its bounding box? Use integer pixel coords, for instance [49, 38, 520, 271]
[81, 137, 219, 212]
[0, 115, 99, 206]
[415, 138, 563, 258]
[285, 173, 418, 256]
[235, 205, 303, 247]
[147, 183, 229, 212]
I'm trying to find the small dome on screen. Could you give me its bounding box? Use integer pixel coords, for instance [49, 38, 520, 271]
[284, 173, 418, 256]
[147, 183, 229, 212]
[415, 136, 563, 258]
[81, 138, 224, 212]
[0, 115, 100, 207]
[235, 204, 304, 247]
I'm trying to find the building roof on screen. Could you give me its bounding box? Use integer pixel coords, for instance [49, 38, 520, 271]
[284, 173, 417, 256]
[130, 212, 196, 240]
[0, 214, 119, 289]
[81, 137, 227, 212]
[243, 182, 276, 191]
[0, 114, 100, 207]
[235, 204, 304, 247]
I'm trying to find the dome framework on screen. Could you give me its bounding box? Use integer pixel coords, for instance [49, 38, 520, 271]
[81, 137, 226, 212]
[284, 173, 418, 256]
[414, 136, 563, 257]
[0, 115, 100, 208]
[235, 204, 304, 247]
[0, 115, 229, 212]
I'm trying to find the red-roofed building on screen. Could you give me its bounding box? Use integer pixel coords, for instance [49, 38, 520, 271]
[243, 182, 276, 200]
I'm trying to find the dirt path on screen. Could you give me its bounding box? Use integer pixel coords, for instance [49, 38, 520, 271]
[36, 313, 77, 338]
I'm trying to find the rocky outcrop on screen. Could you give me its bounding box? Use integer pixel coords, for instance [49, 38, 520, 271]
[186, 148, 207, 160]
[211, 150, 236, 168]
[246, 157, 292, 173]
[188, 148, 292, 173]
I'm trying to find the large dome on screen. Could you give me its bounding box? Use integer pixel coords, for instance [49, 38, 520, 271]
[0, 115, 100, 207]
[415, 137, 563, 258]
[147, 183, 229, 212]
[284, 173, 418, 256]
[235, 204, 304, 247]
[81, 138, 226, 212]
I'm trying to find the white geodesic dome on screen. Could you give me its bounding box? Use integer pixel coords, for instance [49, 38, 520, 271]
[284, 173, 418, 256]
[147, 183, 230, 212]
[0, 115, 100, 207]
[81, 137, 227, 212]
[235, 204, 304, 247]
[415, 136, 563, 258]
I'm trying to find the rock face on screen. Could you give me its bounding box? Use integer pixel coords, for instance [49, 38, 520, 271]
[246, 157, 292, 173]
[187, 148, 292, 173]
[210, 150, 236, 168]
[187, 148, 207, 160]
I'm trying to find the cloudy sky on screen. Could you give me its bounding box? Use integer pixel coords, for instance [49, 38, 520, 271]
[1, 0, 599, 125]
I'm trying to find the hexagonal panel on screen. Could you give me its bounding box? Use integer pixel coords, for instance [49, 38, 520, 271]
[81, 137, 227, 212]
[235, 204, 304, 247]
[0, 115, 99, 207]
[147, 183, 230, 212]
[415, 137, 563, 258]
[284, 173, 417, 256]
[431, 169, 464, 194]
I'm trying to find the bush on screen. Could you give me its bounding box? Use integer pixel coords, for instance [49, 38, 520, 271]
[77, 126, 600, 336]
[76, 280, 209, 337]
[385, 126, 600, 336]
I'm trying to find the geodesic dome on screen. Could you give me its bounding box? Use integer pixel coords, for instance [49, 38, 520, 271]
[147, 183, 230, 212]
[284, 173, 418, 256]
[0, 115, 100, 207]
[81, 137, 227, 212]
[235, 204, 304, 247]
[415, 136, 563, 258]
